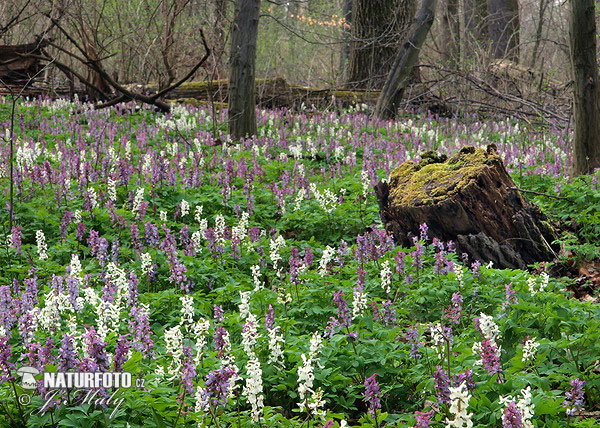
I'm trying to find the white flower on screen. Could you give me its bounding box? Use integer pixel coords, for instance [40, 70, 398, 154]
[74, 210, 82, 223]
[239, 291, 251, 320]
[192, 319, 210, 365]
[499, 386, 534, 428]
[380, 260, 392, 294]
[160, 210, 167, 222]
[318, 246, 335, 276]
[164, 325, 184, 379]
[361, 170, 370, 197]
[267, 327, 285, 368]
[191, 231, 203, 252]
[477, 313, 501, 345]
[352, 287, 368, 319]
[140, 252, 153, 275]
[132, 187, 144, 214]
[539, 272, 549, 292]
[87, 188, 98, 210]
[69, 254, 83, 277]
[454, 264, 465, 288]
[241, 313, 259, 355]
[243, 357, 264, 422]
[294, 188, 306, 211]
[430, 323, 447, 359]
[215, 214, 226, 246]
[445, 382, 473, 428]
[522, 338, 539, 362]
[107, 178, 117, 202]
[251, 265, 262, 290]
[194, 205, 204, 224]
[179, 295, 194, 326]
[180, 199, 190, 217]
[269, 235, 286, 277]
[36, 230, 48, 260]
[309, 183, 339, 214]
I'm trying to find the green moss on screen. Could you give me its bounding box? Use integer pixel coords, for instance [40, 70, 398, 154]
[389, 147, 501, 206]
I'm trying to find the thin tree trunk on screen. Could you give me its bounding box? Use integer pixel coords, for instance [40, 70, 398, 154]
[373, 0, 436, 119]
[441, 0, 460, 64]
[228, 0, 261, 139]
[529, 0, 548, 69]
[570, 0, 600, 175]
[487, 0, 519, 61]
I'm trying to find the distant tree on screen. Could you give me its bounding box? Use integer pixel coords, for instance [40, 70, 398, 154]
[570, 0, 600, 175]
[487, 0, 519, 61]
[228, 0, 261, 139]
[374, 0, 436, 119]
[347, 0, 415, 89]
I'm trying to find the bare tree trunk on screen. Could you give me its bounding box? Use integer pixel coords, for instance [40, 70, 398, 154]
[441, 0, 460, 64]
[228, 0, 261, 139]
[374, 0, 436, 119]
[347, 0, 415, 89]
[529, 0, 549, 69]
[570, 0, 600, 175]
[487, 0, 519, 61]
[212, 0, 229, 78]
[339, 0, 352, 80]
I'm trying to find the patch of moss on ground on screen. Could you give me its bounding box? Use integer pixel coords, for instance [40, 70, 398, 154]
[389, 147, 501, 206]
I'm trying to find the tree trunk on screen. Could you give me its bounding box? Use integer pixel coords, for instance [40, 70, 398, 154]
[347, 0, 415, 89]
[441, 0, 460, 64]
[339, 0, 353, 80]
[487, 0, 519, 61]
[373, 0, 436, 119]
[228, 0, 261, 140]
[375, 147, 558, 269]
[570, 0, 600, 175]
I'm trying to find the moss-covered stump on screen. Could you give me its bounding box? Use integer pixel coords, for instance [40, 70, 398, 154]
[375, 146, 558, 269]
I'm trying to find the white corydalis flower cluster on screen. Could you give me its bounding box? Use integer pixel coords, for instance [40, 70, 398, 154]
[132, 187, 144, 215]
[179, 295, 195, 327]
[499, 386, 535, 428]
[522, 338, 539, 363]
[232, 212, 250, 243]
[69, 254, 83, 277]
[318, 246, 335, 276]
[140, 252, 153, 275]
[192, 319, 210, 365]
[267, 327, 285, 368]
[180, 199, 190, 217]
[472, 312, 501, 367]
[309, 183, 339, 214]
[87, 188, 99, 210]
[297, 332, 325, 414]
[251, 265, 262, 290]
[352, 286, 368, 319]
[107, 178, 117, 202]
[294, 188, 306, 211]
[380, 260, 392, 294]
[446, 381, 473, 428]
[164, 325, 184, 379]
[430, 323, 448, 359]
[527, 272, 549, 295]
[269, 235, 286, 278]
[36, 230, 48, 260]
[361, 170, 370, 197]
[215, 214, 226, 247]
[239, 292, 264, 422]
[454, 264, 465, 288]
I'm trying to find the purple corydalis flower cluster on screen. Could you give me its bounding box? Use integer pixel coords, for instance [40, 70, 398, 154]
[0, 336, 14, 384]
[444, 292, 463, 324]
[563, 378, 585, 416]
[199, 365, 237, 410]
[372, 301, 396, 327]
[415, 409, 435, 427]
[502, 401, 524, 428]
[406, 326, 422, 359]
[58, 335, 78, 371]
[364, 373, 381, 415]
[333, 289, 351, 327]
[503, 283, 518, 310]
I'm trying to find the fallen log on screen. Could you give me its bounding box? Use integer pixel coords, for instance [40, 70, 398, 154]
[375, 146, 558, 269]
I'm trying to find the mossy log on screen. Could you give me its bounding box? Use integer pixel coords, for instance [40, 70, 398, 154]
[127, 78, 386, 108]
[374, 146, 558, 269]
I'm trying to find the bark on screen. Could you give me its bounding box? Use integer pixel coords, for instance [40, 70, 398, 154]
[441, 0, 460, 63]
[375, 147, 558, 269]
[570, 0, 600, 175]
[487, 0, 519, 61]
[373, 0, 436, 119]
[347, 0, 415, 89]
[228, 0, 261, 139]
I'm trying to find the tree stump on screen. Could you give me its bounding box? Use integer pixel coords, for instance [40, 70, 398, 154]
[374, 146, 558, 269]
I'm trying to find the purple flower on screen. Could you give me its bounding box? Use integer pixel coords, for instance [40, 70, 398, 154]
[321, 421, 335, 428]
[406, 326, 422, 359]
[434, 366, 451, 404]
[113, 335, 131, 371]
[264, 305, 275, 330]
[58, 335, 78, 372]
[563, 378, 586, 416]
[333, 289, 351, 328]
[128, 305, 154, 356]
[502, 401, 524, 428]
[82, 327, 109, 371]
[214, 305, 225, 323]
[364, 373, 381, 415]
[213, 326, 229, 358]
[503, 283, 518, 310]
[181, 346, 196, 394]
[454, 368, 475, 391]
[444, 292, 463, 324]
[480, 339, 502, 377]
[0, 336, 15, 385]
[415, 409, 435, 427]
[198, 365, 237, 410]
[419, 223, 429, 241]
[10, 226, 22, 254]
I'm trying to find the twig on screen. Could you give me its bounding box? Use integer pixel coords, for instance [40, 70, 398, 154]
[510, 187, 573, 201]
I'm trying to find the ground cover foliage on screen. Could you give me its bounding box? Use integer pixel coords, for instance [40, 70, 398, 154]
[0, 98, 598, 427]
